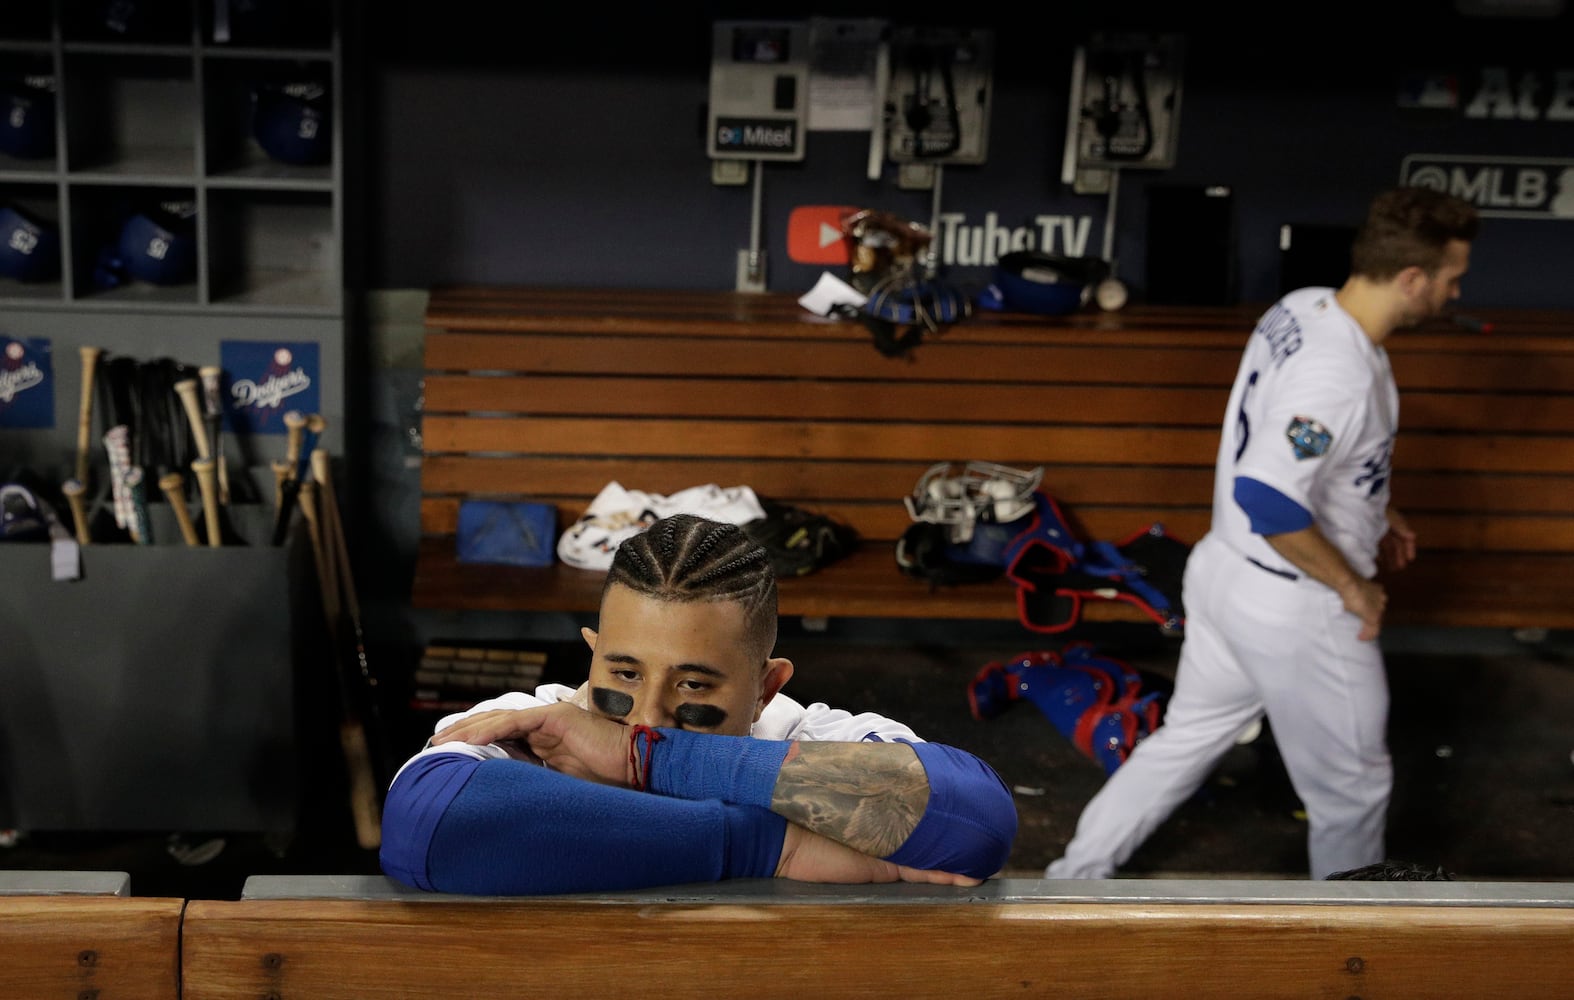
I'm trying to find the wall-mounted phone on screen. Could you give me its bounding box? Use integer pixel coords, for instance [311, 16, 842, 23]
[707, 20, 810, 163]
[883, 26, 993, 168]
[1063, 32, 1184, 193]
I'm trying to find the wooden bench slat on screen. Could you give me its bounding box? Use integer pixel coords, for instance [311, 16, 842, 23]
[424, 374, 1574, 435]
[419, 493, 1574, 553]
[1379, 552, 1574, 629]
[419, 457, 1216, 507]
[421, 375, 1237, 426]
[425, 332, 1252, 385]
[426, 287, 1574, 342]
[426, 329, 1574, 391]
[179, 895, 1574, 1000]
[1392, 352, 1574, 389]
[476, 496, 1549, 551]
[422, 415, 1574, 476]
[417, 497, 1214, 545]
[410, 537, 1574, 628]
[419, 417, 1225, 465]
[0, 896, 184, 998]
[1401, 393, 1574, 434]
[419, 457, 1574, 517]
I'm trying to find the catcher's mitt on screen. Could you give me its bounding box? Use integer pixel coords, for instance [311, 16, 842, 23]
[1325, 860, 1455, 881]
[742, 499, 858, 577]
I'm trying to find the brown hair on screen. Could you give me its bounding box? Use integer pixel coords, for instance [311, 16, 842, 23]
[1349, 186, 1479, 281]
[604, 514, 779, 661]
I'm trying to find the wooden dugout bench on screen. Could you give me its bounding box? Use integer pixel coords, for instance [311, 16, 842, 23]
[175, 873, 1574, 999]
[411, 287, 1574, 631]
[0, 870, 183, 1000]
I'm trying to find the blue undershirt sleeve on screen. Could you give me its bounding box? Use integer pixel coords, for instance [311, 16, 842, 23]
[1234, 476, 1314, 535]
[643, 729, 1017, 880]
[882, 741, 1017, 880]
[644, 728, 789, 807]
[380, 752, 785, 896]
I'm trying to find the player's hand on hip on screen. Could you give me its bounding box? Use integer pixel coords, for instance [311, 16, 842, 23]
[776, 824, 981, 887]
[431, 703, 631, 785]
[1337, 577, 1388, 642]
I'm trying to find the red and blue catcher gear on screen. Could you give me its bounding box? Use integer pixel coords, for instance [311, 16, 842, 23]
[1003, 491, 1189, 636]
[968, 643, 1166, 776]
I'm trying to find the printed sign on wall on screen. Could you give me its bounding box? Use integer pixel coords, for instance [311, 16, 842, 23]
[1402, 154, 1574, 219]
[219, 340, 319, 434]
[0, 336, 53, 428]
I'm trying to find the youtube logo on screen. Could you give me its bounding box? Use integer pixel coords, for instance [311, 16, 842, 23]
[787, 205, 856, 265]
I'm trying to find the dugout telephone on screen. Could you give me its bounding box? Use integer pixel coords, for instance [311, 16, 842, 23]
[707, 20, 810, 162]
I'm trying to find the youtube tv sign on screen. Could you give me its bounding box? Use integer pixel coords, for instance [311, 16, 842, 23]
[787, 205, 855, 265]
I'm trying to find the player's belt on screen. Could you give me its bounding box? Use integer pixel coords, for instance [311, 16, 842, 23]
[1245, 556, 1299, 581]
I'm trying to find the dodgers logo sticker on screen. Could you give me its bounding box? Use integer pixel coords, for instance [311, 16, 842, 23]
[1286, 416, 1332, 460]
[221, 340, 318, 434]
[0, 336, 53, 428]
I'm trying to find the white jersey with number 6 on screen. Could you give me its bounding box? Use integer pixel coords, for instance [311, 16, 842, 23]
[1212, 286, 1397, 580]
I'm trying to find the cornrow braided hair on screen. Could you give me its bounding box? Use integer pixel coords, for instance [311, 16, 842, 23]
[606, 513, 779, 658]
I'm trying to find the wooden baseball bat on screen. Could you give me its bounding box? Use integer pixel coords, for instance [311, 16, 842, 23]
[298, 479, 331, 608]
[76, 347, 101, 486]
[198, 365, 230, 504]
[297, 412, 326, 484]
[283, 410, 307, 475]
[339, 718, 383, 851]
[61, 478, 90, 545]
[192, 457, 221, 547]
[301, 476, 339, 617]
[271, 460, 292, 513]
[272, 411, 312, 546]
[298, 477, 382, 850]
[159, 471, 200, 547]
[313, 447, 378, 704]
[174, 378, 211, 461]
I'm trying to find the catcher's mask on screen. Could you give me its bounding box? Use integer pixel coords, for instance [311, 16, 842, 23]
[904, 460, 1042, 544]
[839, 208, 971, 357]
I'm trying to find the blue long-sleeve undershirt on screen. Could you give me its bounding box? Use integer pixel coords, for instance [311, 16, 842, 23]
[380, 731, 1018, 895]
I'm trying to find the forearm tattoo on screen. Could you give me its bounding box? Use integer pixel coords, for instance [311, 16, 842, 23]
[770, 741, 928, 857]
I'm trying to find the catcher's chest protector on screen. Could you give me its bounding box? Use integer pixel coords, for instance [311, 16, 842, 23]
[1003, 492, 1189, 636]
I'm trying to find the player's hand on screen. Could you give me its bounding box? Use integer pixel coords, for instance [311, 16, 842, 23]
[431, 702, 634, 786]
[776, 824, 982, 887]
[1337, 577, 1387, 642]
[1378, 509, 1417, 572]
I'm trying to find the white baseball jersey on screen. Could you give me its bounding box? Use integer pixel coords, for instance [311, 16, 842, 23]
[1211, 287, 1397, 580]
[393, 684, 923, 782]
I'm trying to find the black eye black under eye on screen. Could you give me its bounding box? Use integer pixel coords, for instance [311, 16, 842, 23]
[592, 687, 633, 717]
[674, 703, 728, 728]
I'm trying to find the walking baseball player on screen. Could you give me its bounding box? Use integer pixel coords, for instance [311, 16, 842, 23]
[1047, 186, 1480, 881]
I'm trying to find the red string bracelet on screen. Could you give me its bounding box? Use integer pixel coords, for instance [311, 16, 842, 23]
[628, 724, 663, 791]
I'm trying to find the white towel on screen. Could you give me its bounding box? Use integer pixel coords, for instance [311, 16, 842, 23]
[555, 481, 768, 571]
